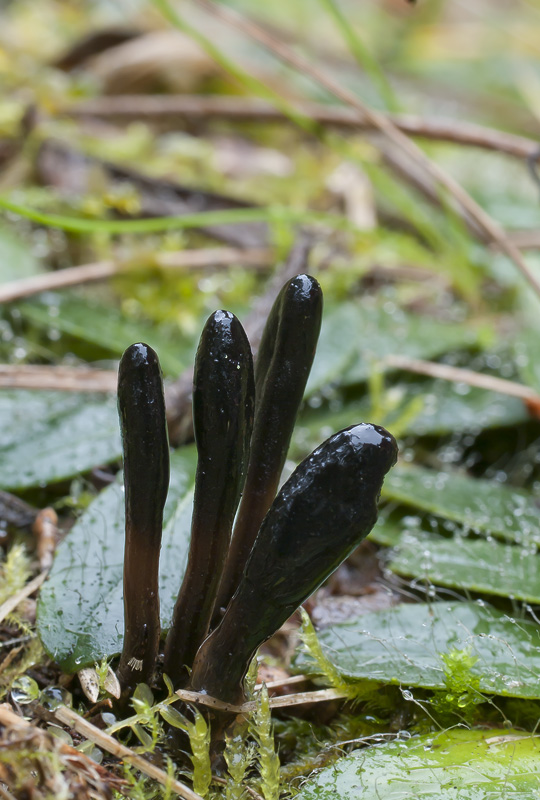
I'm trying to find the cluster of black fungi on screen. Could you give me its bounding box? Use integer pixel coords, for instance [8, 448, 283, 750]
[116, 272, 397, 725]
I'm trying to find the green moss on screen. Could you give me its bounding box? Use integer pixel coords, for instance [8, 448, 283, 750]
[432, 647, 485, 722]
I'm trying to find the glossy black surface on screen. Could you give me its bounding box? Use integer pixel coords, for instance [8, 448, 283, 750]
[116, 343, 170, 689]
[163, 312, 254, 687]
[189, 423, 398, 705]
[214, 274, 323, 615]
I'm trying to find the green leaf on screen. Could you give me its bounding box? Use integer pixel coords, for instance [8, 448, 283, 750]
[514, 329, 540, 396]
[384, 527, 540, 605]
[294, 380, 526, 456]
[305, 303, 360, 394]
[37, 447, 197, 671]
[0, 390, 121, 489]
[160, 704, 188, 730]
[0, 390, 88, 452]
[132, 682, 154, 710]
[296, 601, 540, 698]
[0, 222, 43, 281]
[306, 301, 489, 394]
[296, 728, 540, 799]
[345, 306, 487, 385]
[382, 464, 540, 546]
[402, 381, 528, 435]
[369, 515, 407, 547]
[18, 293, 193, 376]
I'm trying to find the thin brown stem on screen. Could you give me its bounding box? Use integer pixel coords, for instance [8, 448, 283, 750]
[0, 571, 48, 624]
[504, 231, 540, 251]
[0, 364, 118, 393]
[383, 354, 540, 404]
[66, 94, 540, 160]
[52, 705, 204, 800]
[175, 687, 348, 714]
[0, 247, 271, 304]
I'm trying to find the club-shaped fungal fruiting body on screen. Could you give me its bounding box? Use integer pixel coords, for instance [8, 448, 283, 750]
[163, 311, 254, 687]
[213, 273, 323, 618]
[116, 270, 398, 722]
[117, 343, 169, 690]
[189, 422, 397, 707]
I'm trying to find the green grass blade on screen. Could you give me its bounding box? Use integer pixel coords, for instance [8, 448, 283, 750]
[318, 0, 399, 111]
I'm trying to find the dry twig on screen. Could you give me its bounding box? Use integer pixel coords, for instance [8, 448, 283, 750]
[66, 94, 540, 161]
[53, 705, 204, 800]
[256, 673, 308, 689]
[0, 364, 117, 393]
[0, 572, 49, 625]
[504, 230, 540, 251]
[383, 354, 540, 405]
[0, 247, 271, 304]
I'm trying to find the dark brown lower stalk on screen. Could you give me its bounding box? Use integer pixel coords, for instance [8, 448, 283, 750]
[163, 312, 254, 688]
[190, 423, 397, 707]
[116, 343, 169, 690]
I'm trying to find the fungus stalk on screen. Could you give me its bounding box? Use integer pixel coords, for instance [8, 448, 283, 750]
[117, 343, 169, 690]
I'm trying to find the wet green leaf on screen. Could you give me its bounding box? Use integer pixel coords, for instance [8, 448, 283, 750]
[37, 447, 197, 671]
[0, 390, 88, 452]
[0, 390, 121, 489]
[514, 330, 540, 396]
[402, 382, 527, 435]
[382, 464, 540, 545]
[306, 301, 489, 394]
[369, 515, 404, 547]
[294, 380, 526, 457]
[296, 601, 540, 698]
[384, 525, 540, 605]
[18, 293, 194, 376]
[306, 302, 359, 394]
[296, 728, 540, 799]
[0, 223, 43, 281]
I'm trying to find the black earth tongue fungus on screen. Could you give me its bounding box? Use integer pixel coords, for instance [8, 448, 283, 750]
[189, 422, 398, 712]
[163, 311, 255, 688]
[116, 343, 170, 691]
[213, 274, 323, 617]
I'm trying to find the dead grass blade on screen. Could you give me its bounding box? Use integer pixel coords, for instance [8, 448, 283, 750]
[175, 687, 348, 714]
